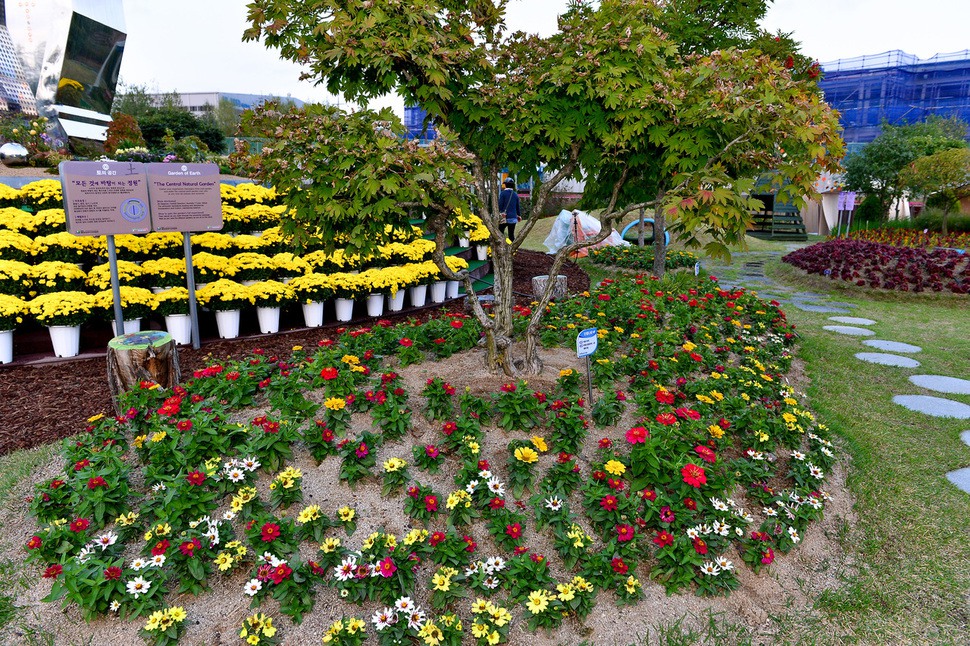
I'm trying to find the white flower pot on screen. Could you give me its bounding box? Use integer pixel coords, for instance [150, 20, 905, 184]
[446, 280, 460, 299]
[281, 276, 294, 284]
[430, 281, 447, 303]
[409, 284, 427, 308]
[366, 293, 384, 317]
[256, 306, 281, 334]
[302, 301, 325, 327]
[150, 286, 175, 295]
[111, 318, 142, 336]
[476, 244, 488, 261]
[248, 230, 264, 238]
[334, 297, 355, 322]
[458, 237, 470, 247]
[164, 314, 192, 345]
[215, 309, 241, 339]
[48, 325, 81, 358]
[0, 329, 12, 364]
[387, 290, 405, 312]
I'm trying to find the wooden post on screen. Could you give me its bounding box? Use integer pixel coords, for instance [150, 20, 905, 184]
[106, 331, 180, 414]
[532, 274, 568, 301]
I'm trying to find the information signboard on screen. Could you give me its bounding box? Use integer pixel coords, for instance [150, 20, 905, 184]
[145, 163, 223, 232]
[60, 161, 151, 236]
[576, 327, 598, 358]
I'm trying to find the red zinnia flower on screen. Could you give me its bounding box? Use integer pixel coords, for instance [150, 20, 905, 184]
[176, 419, 193, 431]
[151, 539, 170, 556]
[50, 479, 65, 489]
[463, 535, 477, 552]
[186, 471, 206, 486]
[442, 422, 457, 436]
[681, 463, 707, 488]
[489, 497, 505, 510]
[399, 338, 413, 347]
[616, 524, 635, 542]
[74, 459, 90, 471]
[42, 564, 62, 579]
[69, 518, 90, 533]
[655, 389, 675, 405]
[424, 495, 438, 512]
[320, 367, 339, 380]
[659, 506, 675, 523]
[26, 535, 42, 549]
[261, 523, 281, 542]
[430, 531, 446, 546]
[179, 538, 201, 556]
[355, 443, 369, 458]
[597, 294, 611, 301]
[104, 566, 122, 580]
[641, 488, 657, 501]
[425, 445, 439, 458]
[626, 426, 648, 444]
[271, 563, 292, 584]
[598, 438, 613, 449]
[505, 523, 522, 539]
[600, 495, 618, 511]
[450, 320, 463, 329]
[761, 547, 775, 565]
[653, 530, 674, 547]
[87, 476, 107, 489]
[656, 412, 678, 426]
[692, 537, 708, 555]
[611, 557, 629, 574]
[500, 383, 516, 393]
[683, 497, 697, 510]
[694, 445, 717, 464]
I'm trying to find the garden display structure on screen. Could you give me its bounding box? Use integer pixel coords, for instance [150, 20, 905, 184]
[18, 266, 841, 643]
[0, 180, 491, 362]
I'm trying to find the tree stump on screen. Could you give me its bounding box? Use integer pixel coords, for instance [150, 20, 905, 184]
[532, 274, 569, 301]
[106, 331, 180, 414]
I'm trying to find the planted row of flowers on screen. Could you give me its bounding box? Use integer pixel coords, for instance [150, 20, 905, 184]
[588, 246, 698, 271]
[22, 271, 836, 643]
[847, 228, 969, 251]
[782, 238, 968, 294]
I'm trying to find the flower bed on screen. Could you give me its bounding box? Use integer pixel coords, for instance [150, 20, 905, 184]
[782, 238, 968, 294]
[848, 228, 969, 251]
[21, 273, 838, 643]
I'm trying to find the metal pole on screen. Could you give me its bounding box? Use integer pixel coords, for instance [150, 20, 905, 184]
[585, 355, 593, 403]
[183, 233, 201, 349]
[105, 235, 125, 336]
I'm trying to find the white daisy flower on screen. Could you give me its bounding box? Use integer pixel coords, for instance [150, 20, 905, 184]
[788, 526, 801, 544]
[808, 497, 823, 510]
[130, 557, 148, 571]
[334, 557, 356, 582]
[544, 496, 563, 511]
[372, 608, 396, 630]
[478, 469, 492, 480]
[485, 556, 506, 572]
[76, 546, 94, 564]
[710, 498, 729, 512]
[791, 450, 805, 461]
[686, 527, 700, 539]
[715, 556, 734, 570]
[95, 532, 118, 550]
[763, 507, 778, 517]
[109, 600, 120, 612]
[735, 527, 744, 537]
[464, 563, 479, 577]
[487, 478, 505, 497]
[243, 579, 262, 596]
[407, 609, 426, 630]
[483, 575, 500, 589]
[808, 463, 824, 479]
[699, 562, 721, 576]
[126, 576, 151, 597]
[394, 597, 415, 613]
[151, 483, 167, 492]
[465, 480, 479, 494]
[820, 447, 833, 458]
[150, 554, 166, 567]
[242, 456, 261, 471]
[222, 510, 236, 521]
[227, 469, 245, 483]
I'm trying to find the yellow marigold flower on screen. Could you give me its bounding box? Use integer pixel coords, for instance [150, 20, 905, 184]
[531, 436, 548, 452]
[383, 457, 407, 472]
[214, 552, 234, 571]
[708, 424, 725, 439]
[514, 446, 539, 464]
[625, 575, 641, 594]
[604, 459, 626, 476]
[324, 397, 347, 411]
[320, 537, 342, 553]
[150, 431, 167, 443]
[525, 590, 550, 614]
[559, 368, 574, 378]
[472, 623, 489, 638]
[338, 506, 355, 522]
[556, 583, 575, 601]
[297, 505, 322, 524]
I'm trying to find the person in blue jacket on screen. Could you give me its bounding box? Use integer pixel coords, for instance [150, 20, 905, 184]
[497, 178, 520, 241]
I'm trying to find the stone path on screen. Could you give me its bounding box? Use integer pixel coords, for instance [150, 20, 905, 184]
[703, 249, 970, 495]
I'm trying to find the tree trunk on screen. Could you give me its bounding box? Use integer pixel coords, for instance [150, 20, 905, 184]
[637, 206, 646, 247]
[652, 201, 667, 278]
[106, 331, 180, 414]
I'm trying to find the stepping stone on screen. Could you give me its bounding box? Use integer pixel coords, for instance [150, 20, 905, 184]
[961, 430, 970, 448]
[826, 301, 859, 308]
[829, 316, 876, 326]
[823, 325, 875, 336]
[795, 303, 851, 313]
[863, 340, 922, 353]
[855, 352, 921, 368]
[946, 468, 970, 494]
[909, 375, 970, 395]
[892, 395, 970, 419]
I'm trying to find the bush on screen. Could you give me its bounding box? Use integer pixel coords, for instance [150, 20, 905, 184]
[104, 114, 145, 155]
[137, 108, 225, 153]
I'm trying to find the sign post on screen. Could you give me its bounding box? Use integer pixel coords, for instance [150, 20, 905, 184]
[60, 161, 151, 336]
[145, 163, 223, 350]
[576, 327, 598, 403]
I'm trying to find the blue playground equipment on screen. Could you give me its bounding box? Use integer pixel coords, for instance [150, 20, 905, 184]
[620, 219, 670, 245]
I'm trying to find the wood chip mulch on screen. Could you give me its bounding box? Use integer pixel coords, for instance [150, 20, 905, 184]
[0, 251, 589, 456]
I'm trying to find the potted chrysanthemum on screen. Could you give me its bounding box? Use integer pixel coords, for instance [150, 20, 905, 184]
[248, 280, 295, 334]
[154, 287, 191, 345]
[288, 273, 334, 327]
[0, 293, 25, 363]
[195, 279, 254, 339]
[329, 272, 366, 322]
[27, 291, 97, 357]
[93, 286, 157, 336]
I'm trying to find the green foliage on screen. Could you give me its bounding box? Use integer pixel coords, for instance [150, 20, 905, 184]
[103, 113, 145, 155]
[138, 107, 224, 153]
[899, 147, 970, 234]
[843, 116, 968, 218]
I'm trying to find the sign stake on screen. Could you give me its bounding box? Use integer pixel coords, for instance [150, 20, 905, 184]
[183, 234, 201, 350]
[105, 234, 125, 336]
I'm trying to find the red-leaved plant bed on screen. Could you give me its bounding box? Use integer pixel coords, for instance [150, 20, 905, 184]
[782, 239, 968, 294]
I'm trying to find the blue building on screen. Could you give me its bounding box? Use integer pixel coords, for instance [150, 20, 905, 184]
[820, 50, 970, 148]
[403, 105, 437, 142]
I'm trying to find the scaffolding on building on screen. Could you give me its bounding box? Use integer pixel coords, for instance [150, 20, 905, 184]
[820, 49, 970, 144]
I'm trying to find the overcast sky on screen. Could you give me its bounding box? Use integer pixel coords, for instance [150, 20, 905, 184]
[117, 0, 969, 112]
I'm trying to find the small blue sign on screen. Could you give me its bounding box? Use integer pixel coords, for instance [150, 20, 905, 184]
[576, 327, 598, 358]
